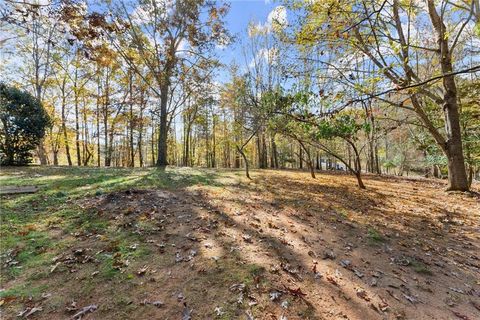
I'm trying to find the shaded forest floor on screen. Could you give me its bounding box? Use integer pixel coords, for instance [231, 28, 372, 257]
[0, 167, 479, 320]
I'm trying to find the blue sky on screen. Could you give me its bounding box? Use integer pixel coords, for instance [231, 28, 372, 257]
[215, 0, 279, 80]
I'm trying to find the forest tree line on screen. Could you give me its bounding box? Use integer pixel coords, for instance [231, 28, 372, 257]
[0, 0, 479, 191]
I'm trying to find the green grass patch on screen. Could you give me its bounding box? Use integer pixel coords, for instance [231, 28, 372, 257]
[0, 230, 52, 280]
[411, 260, 433, 275]
[367, 227, 384, 243]
[0, 283, 48, 299]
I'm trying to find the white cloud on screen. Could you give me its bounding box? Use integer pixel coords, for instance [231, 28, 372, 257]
[267, 5, 287, 29]
[130, 0, 174, 25]
[247, 6, 287, 38]
[248, 5, 288, 37]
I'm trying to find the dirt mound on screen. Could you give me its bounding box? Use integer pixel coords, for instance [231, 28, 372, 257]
[79, 189, 180, 229]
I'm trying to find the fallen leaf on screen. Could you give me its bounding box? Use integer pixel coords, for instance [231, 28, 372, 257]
[356, 288, 371, 301]
[326, 276, 338, 286]
[18, 307, 42, 318]
[152, 300, 164, 308]
[471, 300, 480, 311]
[71, 304, 97, 319]
[386, 290, 400, 301]
[182, 302, 192, 320]
[66, 301, 78, 312]
[269, 291, 281, 301]
[137, 265, 149, 276]
[353, 269, 364, 278]
[242, 234, 253, 243]
[402, 293, 417, 304]
[214, 306, 224, 316]
[41, 293, 51, 299]
[24, 307, 43, 318]
[452, 311, 471, 320]
[285, 286, 307, 298]
[340, 259, 352, 269]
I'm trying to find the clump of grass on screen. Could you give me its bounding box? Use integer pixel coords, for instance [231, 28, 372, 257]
[248, 264, 266, 278]
[411, 260, 433, 275]
[0, 283, 47, 299]
[55, 191, 68, 198]
[367, 228, 384, 243]
[98, 254, 121, 280]
[337, 209, 349, 219]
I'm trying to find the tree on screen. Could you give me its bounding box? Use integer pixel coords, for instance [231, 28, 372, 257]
[101, 0, 230, 168]
[1, 0, 61, 165]
[290, 0, 479, 190]
[271, 90, 368, 188]
[0, 83, 51, 165]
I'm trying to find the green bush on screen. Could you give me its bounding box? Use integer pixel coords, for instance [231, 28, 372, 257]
[0, 83, 51, 165]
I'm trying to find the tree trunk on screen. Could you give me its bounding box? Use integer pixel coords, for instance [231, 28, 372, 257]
[237, 145, 251, 179]
[184, 124, 191, 166]
[74, 66, 81, 167]
[355, 172, 366, 189]
[212, 112, 216, 168]
[138, 103, 144, 167]
[156, 86, 169, 168]
[270, 135, 278, 168]
[156, 48, 176, 168]
[53, 151, 58, 166]
[60, 83, 73, 166]
[151, 124, 156, 165]
[129, 105, 135, 167]
[104, 69, 111, 167]
[296, 139, 315, 178]
[299, 144, 303, 169]
[427, 0, 469, 191]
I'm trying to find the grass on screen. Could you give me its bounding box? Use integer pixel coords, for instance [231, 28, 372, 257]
[0, 166, 228, 307]
[367, 227, 384, 243]
[0, 283, 48, 300]
[411, 260, 433, 275]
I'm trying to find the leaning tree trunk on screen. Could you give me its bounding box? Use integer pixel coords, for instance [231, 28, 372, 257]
[236, 145, 251, 180]
[298, 140, 315, 179]
[348, 140, 366, 189]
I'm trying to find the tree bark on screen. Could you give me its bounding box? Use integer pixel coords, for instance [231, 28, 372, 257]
[426, 0, 469, 191]
[60, 79, 73, 166]
[237, 145, 251, 179]
[129, 71, 135, 168]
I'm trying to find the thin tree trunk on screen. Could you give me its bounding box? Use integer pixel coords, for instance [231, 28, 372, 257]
[237, 145, 251, 180]
[60, 78, 73, 166]
[128, 70, 135, 167]
[74, 63, 81, 166]
[104, 69, 111, 167]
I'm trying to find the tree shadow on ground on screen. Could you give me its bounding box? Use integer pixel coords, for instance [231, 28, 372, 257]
[1, 168, 479, 320]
